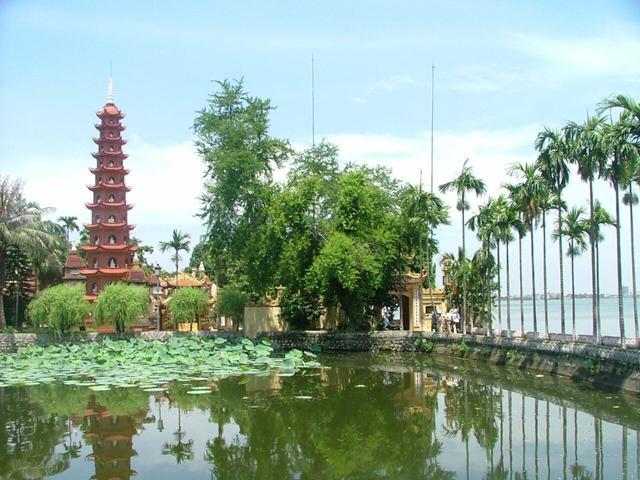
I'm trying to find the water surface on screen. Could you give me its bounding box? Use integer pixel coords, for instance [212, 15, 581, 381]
[0, 353, 638, 479]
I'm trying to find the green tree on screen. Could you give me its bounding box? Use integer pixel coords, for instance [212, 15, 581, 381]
[600, 118, 636, 345]
[167, 287, 209, 331]
[554, 207, 588, 340]
[440, 159, 486, 333]
[0, 177, 64, 328]
[130, 236, 154, 271]
[279, 289, 324, 330]
[217, 285, 248, 330]
[505, 162, 549, 335]
[194, 79, 290, 288]
[160, 229, 191, 284]
[93, 283, 148, 333]
[535, 128, 571, 335]
[57, 215, 79, 244]
[27, 284, 91, 337]
[565, 116, 607, 340]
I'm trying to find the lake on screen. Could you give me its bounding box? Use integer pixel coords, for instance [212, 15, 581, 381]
[0, 352, 637, 479]
[497, 296, 639, 338]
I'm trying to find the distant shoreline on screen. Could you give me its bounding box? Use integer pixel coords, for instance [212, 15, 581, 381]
[497, 295, 634, 300]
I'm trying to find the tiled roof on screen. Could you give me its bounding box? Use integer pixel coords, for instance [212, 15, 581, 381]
[64, 251, 86, 269]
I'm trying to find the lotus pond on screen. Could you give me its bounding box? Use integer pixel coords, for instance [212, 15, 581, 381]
[0, 339, 638, 479]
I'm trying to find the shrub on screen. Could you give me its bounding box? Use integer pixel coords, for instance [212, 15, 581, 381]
[94, 283, 148, 333]
[450, 341, 470, 357]
[413, 338, 435, 353]
[217, 285, 248, 330]
[167, 287, 209, 331]
[279, 290, 323, 330]
[27, 284, 91, 337]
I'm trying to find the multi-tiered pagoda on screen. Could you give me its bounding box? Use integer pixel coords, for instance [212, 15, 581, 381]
[80, 80, 136, 298]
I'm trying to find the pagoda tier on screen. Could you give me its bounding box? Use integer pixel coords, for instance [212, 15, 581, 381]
[83, 83, 137, 298]
[94, 123, 126, 131]
[82, 244, 138, 252]
[92, 151, 129, 160]
[85, 201, 134, 210]
[89, 167, 130, 175]
[87, 183, 132, 192]
[93, 137, 127, 145]
[84, 222, 135, 230]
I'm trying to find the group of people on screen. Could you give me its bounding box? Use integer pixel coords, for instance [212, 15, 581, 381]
[430, 308, 461, 334]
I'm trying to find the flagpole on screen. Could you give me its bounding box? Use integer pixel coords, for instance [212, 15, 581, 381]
[430, 64, 435, 194]
[311, 55, 315, 147]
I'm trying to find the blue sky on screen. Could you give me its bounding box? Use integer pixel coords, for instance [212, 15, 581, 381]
[1, 0, 639, 293]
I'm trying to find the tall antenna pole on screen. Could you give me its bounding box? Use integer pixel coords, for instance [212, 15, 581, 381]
[430, 64, 435, 193]
[311, 55, 316, 147]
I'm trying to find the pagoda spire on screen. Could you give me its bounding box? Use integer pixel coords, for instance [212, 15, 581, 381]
[107, 77, 114, 104]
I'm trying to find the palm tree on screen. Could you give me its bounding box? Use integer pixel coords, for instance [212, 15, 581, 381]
[57, 215, 79, 244]
[0, 177, 63, 328]
[440, 158, 487, 334]
[535, 128, 571, 336]
[623, 182, 639, 347]
[492, 196, 525, 338]
[160, 229, 191, 285]
[564, 116, 607, 341]
[587, 201, 616, 335]
[600, 119, 636, 346]
[555, 207, 588, 340]
[505, 163, 547, 335]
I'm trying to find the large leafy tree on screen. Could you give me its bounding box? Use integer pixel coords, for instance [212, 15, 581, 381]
[217, 285, 248, 330]
[167, 287, 209, 331]
[93, 283, 148, 333]
[27, 284, 91, 337]
[439, 159, 486, 333]
[194, 79, 290, 288]
[0, 177, 64, 328]
[535, 128, 571, 335]
[160, 229, 191, 284]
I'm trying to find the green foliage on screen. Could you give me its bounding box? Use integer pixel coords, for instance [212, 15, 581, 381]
[26, 284, 90, 337]
[93, 283, 148, 333]
[0, 336, 320, 388]
[279, 290, 323, 330]
[167, 287, 209, 328]
[450, 341, 470, 357]
[413, 338, 435, 353]
[130, 236, 155, 269]
[217, 285, 248, 326]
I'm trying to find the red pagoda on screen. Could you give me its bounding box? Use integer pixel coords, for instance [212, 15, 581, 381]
[80, 80, 136, 299]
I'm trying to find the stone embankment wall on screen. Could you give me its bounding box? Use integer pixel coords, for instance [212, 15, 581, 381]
[1, 330, 639, 393]
[261, 330, 640, 393]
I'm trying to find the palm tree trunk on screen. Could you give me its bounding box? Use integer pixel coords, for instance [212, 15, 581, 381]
[0, 249, 6, 329]
[530, 227, 537, 338]
[570, 246, 576, 341]
[628, 184, 638, 347]
[597, 241, 602, 340]
[542, 210, 549, 336]
[614, 182, 626, 347]
[497, 242, 502, 334]
[0, 296, 5, 330]
[589, 180, 598, 343]
[506, 241, 511, 338]
[519, 235, 524, 336]
[559, 203, 566, 337]
[462, 197, 467, 336]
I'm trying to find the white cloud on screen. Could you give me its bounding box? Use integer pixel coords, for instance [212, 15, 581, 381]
[507, 29, 640, 79]
[448, 65, 524, 93]
[351, 74, 416, 104]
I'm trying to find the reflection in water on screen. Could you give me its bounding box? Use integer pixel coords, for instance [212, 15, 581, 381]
[0, 354, 638, 479]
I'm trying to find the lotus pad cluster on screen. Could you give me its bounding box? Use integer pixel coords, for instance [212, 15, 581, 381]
[0, 336, 320, 390]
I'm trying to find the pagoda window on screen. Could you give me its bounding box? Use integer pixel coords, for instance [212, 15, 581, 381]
[96, 194, 101, 202]
[94, 236, 100, 245]
[95, 215, 101, 223]
[108, 176, 115, 184]
[108, 215, 116, 223]
[108, 194, 116, 203]
[108, 159, 115, 167]
[109, 145, 114, 152]
[91, 283, 97, 294]
[108, 258, 117, 268]
[93, 258, 98, 268]
[108, 235, 116, 245]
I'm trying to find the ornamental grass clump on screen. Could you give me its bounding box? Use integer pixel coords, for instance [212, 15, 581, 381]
[27, 284, 91, 337]
[94, 283, 149, 333]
